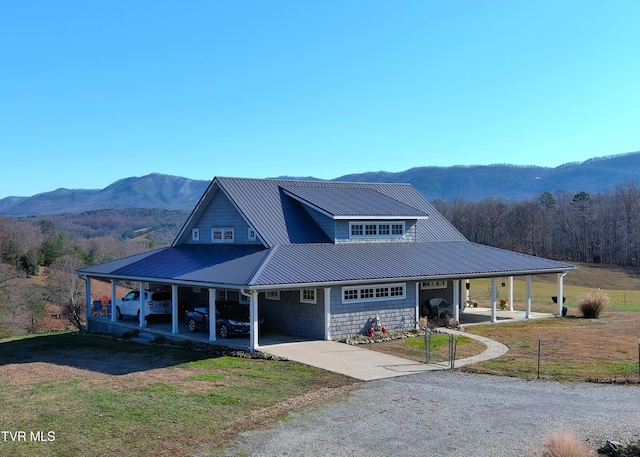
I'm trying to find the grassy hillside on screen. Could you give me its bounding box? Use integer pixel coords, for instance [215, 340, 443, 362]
[468, 262, 640, 312]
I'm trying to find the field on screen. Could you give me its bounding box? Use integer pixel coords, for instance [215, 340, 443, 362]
[0, 333, 355, 457]
[370, 262, 640, 382]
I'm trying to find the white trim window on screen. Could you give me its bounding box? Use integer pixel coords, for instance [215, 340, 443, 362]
[248, 228, 257, 241]
[342, 283, 406, 303]
[191, 228, 200, 241]
[265, 291, 280, 300]
[349, 222, 405, 239]
[300, 289, 316, 304]
[212, 228, 234, 243]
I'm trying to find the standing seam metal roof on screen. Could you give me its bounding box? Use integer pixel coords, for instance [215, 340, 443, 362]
[248, 241, 575, 286]
[216, 177, 466, 246]
[282, 186, 428, 218]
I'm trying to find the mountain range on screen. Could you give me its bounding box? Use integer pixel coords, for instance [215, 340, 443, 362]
[1, 151, 639, 216]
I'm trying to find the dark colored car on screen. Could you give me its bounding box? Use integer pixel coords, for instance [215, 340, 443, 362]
[185, 301, 251, 338]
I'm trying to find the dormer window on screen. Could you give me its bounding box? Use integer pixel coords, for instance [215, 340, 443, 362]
[212, 228, 234, 243]
[191, 228, 200, 241]
[349, 221, 405, 239]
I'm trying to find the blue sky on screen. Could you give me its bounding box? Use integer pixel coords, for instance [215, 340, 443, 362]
[1, 1, 638, 198]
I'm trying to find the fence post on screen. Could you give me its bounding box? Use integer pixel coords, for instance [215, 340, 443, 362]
[425, 332, 430, 364]
[537, 334, 541, 380]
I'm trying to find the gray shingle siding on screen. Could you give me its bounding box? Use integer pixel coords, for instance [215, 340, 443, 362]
[300, 204, 336, 240]
[328, 284, 417, 340]
[259, 289, 325, 339]
[187, 188, 261, 245]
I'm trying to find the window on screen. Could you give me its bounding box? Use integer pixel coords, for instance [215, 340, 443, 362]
[265, 291, 280, 300]
[349, 222, 405, 239]
[300, 289, 316, 304]
[191, 228, 200, 241]
[212, 228, 234, 243]
[218, 290, 228, 301]
[375, 287, 389, 298]
[248, 228, 257, 241]
[342, 283, 406, 303]
[360, 288, 374, 299]
[343, 289, 358, 301]
[421, 280, 447, 290]
[390, 286, 404, 296]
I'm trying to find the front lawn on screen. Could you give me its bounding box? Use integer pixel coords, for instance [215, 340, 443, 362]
[0, 333, 355, 457]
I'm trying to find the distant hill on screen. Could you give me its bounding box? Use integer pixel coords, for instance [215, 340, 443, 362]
[1, 151, 639, 216]
[0, 174, 209, 216]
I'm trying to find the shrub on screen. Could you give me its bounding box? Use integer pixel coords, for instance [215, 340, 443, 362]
[579, 291, 609, 318]
[543, 431, 594, 457]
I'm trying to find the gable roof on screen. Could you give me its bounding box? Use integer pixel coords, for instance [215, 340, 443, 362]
[281, 186, 428, 219]
[174, 177, 466, 247]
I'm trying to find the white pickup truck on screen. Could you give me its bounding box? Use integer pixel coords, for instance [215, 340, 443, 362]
[114, 290, 172, 320]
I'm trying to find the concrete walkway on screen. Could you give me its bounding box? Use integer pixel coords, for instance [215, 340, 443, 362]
[259, 330, 508, 381]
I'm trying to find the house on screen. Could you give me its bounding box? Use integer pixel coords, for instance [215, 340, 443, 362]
[78, 177, 575, 352]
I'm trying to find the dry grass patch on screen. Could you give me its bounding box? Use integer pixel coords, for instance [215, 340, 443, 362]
[462, 311, 640, 382]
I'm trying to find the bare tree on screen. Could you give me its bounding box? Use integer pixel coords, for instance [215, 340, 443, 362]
[45, 255, 85, 332]
[0, 263, 44, 337]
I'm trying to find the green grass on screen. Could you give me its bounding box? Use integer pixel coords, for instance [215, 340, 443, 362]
[469, 263, 640, 312]
[0, 333, 354, 457]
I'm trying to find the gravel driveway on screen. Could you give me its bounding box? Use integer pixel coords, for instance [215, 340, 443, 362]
[223, 371, 639, 456]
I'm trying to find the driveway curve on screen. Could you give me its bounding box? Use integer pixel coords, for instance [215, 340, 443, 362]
[223, 371, 640, 456]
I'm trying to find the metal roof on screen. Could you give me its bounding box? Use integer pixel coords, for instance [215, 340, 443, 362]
[78, 245, 269, 287]
[281, 186, 428, 219]
[248, 241, 575, 287]
[215, 177, 465, 246]
[79, 241, 575, 288]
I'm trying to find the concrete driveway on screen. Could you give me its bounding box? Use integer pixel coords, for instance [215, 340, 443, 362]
[259, 331, 507, 381]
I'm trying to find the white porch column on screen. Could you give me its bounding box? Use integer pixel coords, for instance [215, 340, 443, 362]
[139, 282, 146, 328]
[465, 279, 470, 304]
[509, 276, 514, 311]
[171, 285, 179, 334]
[324, 287, 331, 340]
[525, 275, 532, 319]
[415, 282, 420, 329]
[453, 279, 460, 322]
[491, 278, 497, 322]
[84, 277, 91, 331]
[250, 291, 259, 353]
[110, 280, 117, 322]
[557, 273, 565, 316]
[209, 288, 216, 342]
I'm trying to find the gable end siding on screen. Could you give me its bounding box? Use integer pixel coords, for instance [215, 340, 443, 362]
[186, 190, 261, 245]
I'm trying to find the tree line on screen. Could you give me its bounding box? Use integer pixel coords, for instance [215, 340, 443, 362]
[0, 216, 157, 338]
[433, 181, 640, 266]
